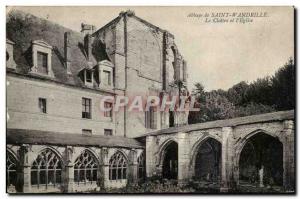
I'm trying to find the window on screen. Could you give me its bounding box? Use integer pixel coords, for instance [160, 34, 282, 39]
[82, 129, 92, 136]
[37, 51, 48, 74]
[109, 151, 127, 180]
[82, 98, 91, 119]
[74, 150, 98, 185]
[104, 102, 112, 118]
[145, 107, 157, 129]
[104, 129, 113, 136]
[31, 149, 62, 188]
[7, 151, 17, 190]
[38, 98, 47, 113]
[31, 40, 53, 77]
[137, 152, 145, 180]
[103, 70, 111, 86]
[86, 70, 92, 83]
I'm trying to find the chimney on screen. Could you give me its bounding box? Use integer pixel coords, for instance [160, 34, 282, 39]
[64, 32, 72, 75]
[84, 34, 93, 62]
[81, 23, 95, 36]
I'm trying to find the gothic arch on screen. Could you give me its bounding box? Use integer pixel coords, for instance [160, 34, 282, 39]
[109, 150, 128, 180]
[235, 129, 284, 165]
[30, 146, 64, 166]
[7, 150, 18, 191]
[190, 136, 222, 182]
[74, 149, 100, 184]
[30, 148, 64, 188]
[234, 129, 284, 186]
[190, 134, 222, 169]
[7, 148, 18, 162]
[157, 138, 178, 166]
[73, 148, 101, 165]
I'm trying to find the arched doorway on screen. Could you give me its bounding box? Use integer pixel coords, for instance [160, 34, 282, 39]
[194, 138, 221, 183]
[162, 141, 178, 179]
[239, 132, 283, 187]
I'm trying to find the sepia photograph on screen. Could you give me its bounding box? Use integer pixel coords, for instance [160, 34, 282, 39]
[5, 6, 295, 194]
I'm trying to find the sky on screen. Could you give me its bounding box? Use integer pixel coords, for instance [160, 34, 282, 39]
[8, 6, 294, 91]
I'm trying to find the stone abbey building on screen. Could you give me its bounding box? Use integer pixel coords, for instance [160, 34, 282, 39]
[6, 10, 295, 193]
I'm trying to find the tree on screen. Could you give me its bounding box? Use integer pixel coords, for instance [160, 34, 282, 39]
[226, 81, 249, 106]
[271, 58, 295, 110]
[188, 58, 295, 124]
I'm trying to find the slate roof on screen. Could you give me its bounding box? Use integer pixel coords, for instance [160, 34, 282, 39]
[6, 9, 108, 91]
[135, 110, 295, 138]
[7, 129, 144, 149]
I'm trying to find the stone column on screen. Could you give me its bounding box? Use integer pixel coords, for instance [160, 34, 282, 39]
[177, 132, 190, 185]
[64, 146, 74, 193]
[282, 120, 295, 192]
[18, 144, 31, 193]
[146, 136, 156, 178]
[128, 149, 138, 184]
[221, 127, 235, 192]
[100, 147, 109, 189]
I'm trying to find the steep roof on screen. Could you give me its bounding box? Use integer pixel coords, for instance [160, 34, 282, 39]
[6, 9, 108, 91]
[7, 128, 144, 149]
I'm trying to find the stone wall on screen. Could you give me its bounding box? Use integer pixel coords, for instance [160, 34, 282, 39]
[7, 74, 117, 136]
[145, 111, 295, 192]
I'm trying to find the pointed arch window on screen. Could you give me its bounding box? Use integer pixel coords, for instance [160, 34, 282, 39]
[109, 152, 127, 180]
[145, 106, 157, 129]
[7, 151, 17, 189]
[74, 150, 98, 184]
[31, 149, 62, 188]
[137, 152, 145, 180]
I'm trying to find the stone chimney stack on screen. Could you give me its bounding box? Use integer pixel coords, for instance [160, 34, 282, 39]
[81, 23, 95, 36]
[84, 34, 93, 62]
[64, 32, 72, 75]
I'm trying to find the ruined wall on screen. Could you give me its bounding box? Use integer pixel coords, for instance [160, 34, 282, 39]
[93, 17, 126, 137]
[125, 16, 165, 137]
[92, 13, 189, 138]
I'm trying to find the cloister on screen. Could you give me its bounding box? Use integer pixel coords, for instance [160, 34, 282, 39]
[142, 110, 294, 192]
[6, 110, 294, 193]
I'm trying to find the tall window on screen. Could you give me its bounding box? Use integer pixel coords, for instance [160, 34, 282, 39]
[31, 149, 62, 188]
[86, 70, 92, 83]
[82, 98, 91, 119]
[137, 152, 145, 180]
[103, 70, 111, 86]
[38, 98, 47, 113]
[109, 152, 127, 180]
[104, 102, 112, 118]
[37, 51, 48, 74]
[74, 150, 98, 184]
[7, 151, 17, 189]
[145, 107, 157, 129]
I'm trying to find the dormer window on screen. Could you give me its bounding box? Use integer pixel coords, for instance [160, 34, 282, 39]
[97, 60, 114, 89]
[103, 70, 111, 86]
[79, 67, 95, 87]
[31, 40, 54, 77]
[37, 52, 48, 74]
[86, 70, 92, 83]
[80, 68, 94, 87]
